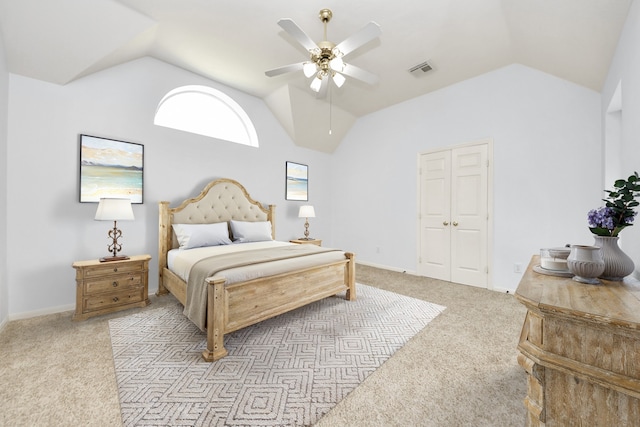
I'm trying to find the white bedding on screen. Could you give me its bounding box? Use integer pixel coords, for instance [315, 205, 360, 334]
[168, 241, 346, 285]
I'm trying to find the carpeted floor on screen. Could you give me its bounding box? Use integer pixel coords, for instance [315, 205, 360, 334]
[109, 284, 446, 426]
[0, 264, 528, 426]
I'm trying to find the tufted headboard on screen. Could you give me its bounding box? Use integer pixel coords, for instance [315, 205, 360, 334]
[158, 178, 276, 274]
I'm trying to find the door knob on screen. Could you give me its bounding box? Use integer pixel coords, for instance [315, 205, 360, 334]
[443, 221, 449, 226]
[453, 221, 459, 226]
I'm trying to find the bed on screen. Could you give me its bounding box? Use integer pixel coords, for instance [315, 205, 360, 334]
[157, 178, 356, 361]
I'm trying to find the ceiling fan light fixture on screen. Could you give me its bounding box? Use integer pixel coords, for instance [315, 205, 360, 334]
[303, 62, 317, 77]
[266, 9, 381, 97]
[329, 56, 344, 72]
[332, 72, 346, 88]
[310, 76, 323, 92]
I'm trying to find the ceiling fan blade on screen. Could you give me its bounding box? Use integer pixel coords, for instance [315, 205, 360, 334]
[334, 22, 381, 57]
[278, 18, 318, 53]
[341, 63, 379, 85]
[265, 62, 304, 77]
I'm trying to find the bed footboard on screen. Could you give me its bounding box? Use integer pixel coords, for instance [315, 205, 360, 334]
[202, 254, 355, 362]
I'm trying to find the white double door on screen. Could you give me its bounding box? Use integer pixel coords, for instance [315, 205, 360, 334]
[418, 143, 489, 288]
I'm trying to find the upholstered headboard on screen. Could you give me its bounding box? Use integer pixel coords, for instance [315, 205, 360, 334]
[158, 178, 276, 273]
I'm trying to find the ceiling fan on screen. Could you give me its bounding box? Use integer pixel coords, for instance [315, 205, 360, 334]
[265, 8, 381, 98]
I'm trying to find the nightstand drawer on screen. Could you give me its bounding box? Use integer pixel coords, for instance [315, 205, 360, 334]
[85, 273, 143, 295]
[82, 262, 144, 278]
[83, 288, 144, 312]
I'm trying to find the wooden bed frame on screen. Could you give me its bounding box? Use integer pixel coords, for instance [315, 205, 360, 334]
[157, 178, 355, 361]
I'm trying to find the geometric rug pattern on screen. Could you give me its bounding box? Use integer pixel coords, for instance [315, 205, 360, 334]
[109, 284, 446, 426]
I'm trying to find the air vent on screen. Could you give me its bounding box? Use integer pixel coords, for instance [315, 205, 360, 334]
[409, 60, 433, 74]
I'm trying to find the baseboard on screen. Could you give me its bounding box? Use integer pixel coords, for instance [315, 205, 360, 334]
[356, 260, 416, 275]
[8, 304, 75, 321]
[491, 285, 515, 294]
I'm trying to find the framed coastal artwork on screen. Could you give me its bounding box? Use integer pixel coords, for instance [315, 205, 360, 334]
[285, 161, 308, 201]
[79, 134, 144, 203]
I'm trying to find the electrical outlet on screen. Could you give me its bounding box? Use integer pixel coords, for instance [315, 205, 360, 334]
[514, 263, 522, 273]
[376, 246, 381, 254]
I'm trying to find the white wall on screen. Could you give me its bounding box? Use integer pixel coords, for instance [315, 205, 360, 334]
[2, 55, 622, 315]
[6, 57, 333, 317]
[330, 64, 602, 292]
[0, 25, 8, 327]
[602, 0, 640, 276]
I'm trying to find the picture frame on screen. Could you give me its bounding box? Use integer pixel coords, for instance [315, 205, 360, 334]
[79, 134, 144, 203]
[285, 161, 308, 201]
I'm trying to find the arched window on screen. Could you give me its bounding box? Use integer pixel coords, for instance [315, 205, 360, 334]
[154, 85, 259, 147]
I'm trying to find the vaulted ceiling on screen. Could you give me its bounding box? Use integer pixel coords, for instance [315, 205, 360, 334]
[0, 0, 632, 152]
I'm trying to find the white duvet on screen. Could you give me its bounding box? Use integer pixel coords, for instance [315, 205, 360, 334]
[167, 240, 346, 285]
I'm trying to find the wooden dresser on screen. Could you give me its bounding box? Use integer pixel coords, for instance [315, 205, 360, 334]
[72, 254, 151, 320]
[515, 255, 640, 426]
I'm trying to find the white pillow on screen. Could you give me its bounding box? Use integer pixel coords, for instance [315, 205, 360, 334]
[230, 220, 273, 243]
[172, 222, 231, 249]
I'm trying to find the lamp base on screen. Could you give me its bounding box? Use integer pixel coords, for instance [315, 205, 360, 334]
[298, 237, 314, 240]
[100, 255, 130, 263]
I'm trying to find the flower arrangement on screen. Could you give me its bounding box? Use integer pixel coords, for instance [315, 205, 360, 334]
[588, 172, 640, 237]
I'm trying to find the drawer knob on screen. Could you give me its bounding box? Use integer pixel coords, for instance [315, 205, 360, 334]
[112, 281, 118, 287]
[112, 296, 119, 302]
[113, 268, 118, 272]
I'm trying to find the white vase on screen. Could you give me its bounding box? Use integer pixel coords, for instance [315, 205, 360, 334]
[592, 235, 635, 281]
[567, 245, 605, 284]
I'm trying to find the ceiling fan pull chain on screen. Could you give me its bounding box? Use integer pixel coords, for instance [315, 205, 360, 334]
[329, 83, 333, 135]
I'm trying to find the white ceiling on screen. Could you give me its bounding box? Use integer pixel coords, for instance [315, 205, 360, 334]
[0, 0, 632, 152]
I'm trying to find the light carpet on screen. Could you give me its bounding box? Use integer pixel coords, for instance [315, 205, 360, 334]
[108, 284, 446, 427]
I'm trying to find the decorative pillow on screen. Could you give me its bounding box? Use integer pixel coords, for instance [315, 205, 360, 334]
[172, 222, 231, 249]
[230, 220, 273, 243]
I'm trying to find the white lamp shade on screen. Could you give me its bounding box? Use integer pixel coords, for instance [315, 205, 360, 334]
[329, 56, 345, 72]
[95, 198, 135, 221]
[309, 77, 323, 93]
[303, 62, 317, 78]
[332, 72, 346, 88]
[298, 205, 315, 218]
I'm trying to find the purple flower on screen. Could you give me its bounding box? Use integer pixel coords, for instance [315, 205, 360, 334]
[588, 207, 616, 230]
[626, 212, 637, 224]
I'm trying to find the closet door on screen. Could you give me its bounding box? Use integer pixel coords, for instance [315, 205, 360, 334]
[418, 143, 488, 288]
[450, 144, 488, 287]
[419, 150, 451, 281]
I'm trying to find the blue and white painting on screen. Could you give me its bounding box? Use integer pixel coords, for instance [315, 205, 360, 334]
[286, 161, 308, 201]
[80, 135, 144, 203]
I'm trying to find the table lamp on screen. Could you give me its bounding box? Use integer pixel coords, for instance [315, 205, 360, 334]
[95, 198, 134, 262]
[298, 205, 315, 240]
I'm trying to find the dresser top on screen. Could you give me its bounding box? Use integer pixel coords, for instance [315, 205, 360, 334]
[516, 255, 640, 330]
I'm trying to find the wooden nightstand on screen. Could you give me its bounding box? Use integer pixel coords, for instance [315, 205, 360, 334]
[290, 239, 322, 246]
[72, 254, 151, 321]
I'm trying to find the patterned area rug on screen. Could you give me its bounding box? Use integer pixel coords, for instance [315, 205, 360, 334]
[109, 284, 446, 426]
